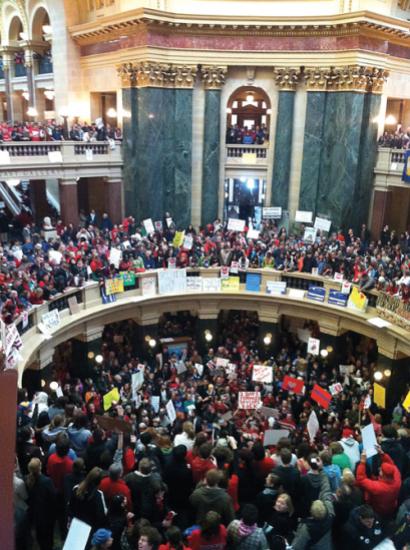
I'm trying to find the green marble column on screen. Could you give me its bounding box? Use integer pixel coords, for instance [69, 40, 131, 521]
[271, 91, 295, 209]
[201, 89, 221, 224]
[299, 92, 326, 211]
[122, 86, 193, 226]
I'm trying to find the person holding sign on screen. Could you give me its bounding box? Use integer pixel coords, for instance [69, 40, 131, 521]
[356, 446, 401, 519]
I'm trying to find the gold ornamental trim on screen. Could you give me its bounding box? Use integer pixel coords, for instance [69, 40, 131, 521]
[273, 67, 299, 91]
[301, 65, 389, 93]
[117, 62, 198, 88]
[200, 66, 227, 90]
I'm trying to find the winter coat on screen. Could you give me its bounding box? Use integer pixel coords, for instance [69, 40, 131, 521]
[227, 519, 269, 550]
[163, 458, 194, 510]
[189, 485, 235, 526]
[381, 438, 408, 475]
[68, 485, 107, 531]
[341, 506, 385, 550]
[124, 470, 158, 519]
[356, 453, 401, 518]
[323, 464, 341, 492]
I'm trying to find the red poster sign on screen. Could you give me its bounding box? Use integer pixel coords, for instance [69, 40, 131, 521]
[311, 384, 332, 409]
[282, 375, 305, 395]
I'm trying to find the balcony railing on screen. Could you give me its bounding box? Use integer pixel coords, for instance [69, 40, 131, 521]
[374, 147, 407, 189]
[0, 141, 121, 161]
[225, 144, 269, 166]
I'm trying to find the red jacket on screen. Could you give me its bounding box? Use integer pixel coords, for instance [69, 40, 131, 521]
[356, 452, 401, 518]
[191, 456, 215, 484]
[47, 454, 73, 493]
[99, 477, 132, 511]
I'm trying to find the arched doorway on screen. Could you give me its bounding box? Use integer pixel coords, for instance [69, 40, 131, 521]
[31, 7, 53, 75]
[226, 86, 271, 144]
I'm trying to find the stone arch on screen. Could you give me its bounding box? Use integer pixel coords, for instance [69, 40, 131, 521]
[226, 85, 272, 131]
[2, 1, 28, 44]
[30, 4, 51, 40]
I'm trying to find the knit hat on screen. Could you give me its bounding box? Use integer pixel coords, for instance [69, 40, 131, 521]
[381, 462, 395, 478]
[91, 529, 112, 545]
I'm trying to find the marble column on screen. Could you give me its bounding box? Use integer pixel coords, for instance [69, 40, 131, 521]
[24, 49, 36, 110]
[287, 86, 307, 220]
[200, 66, 227, 225]
[119, 64, 196, 227]
[2, 54, 14, 122]
[59, 179, 79, 225]
[190, 80, 205, 227]
[271, 68, 298, 209]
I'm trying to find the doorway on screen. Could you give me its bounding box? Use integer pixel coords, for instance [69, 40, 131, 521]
[224, 177, 266, 226]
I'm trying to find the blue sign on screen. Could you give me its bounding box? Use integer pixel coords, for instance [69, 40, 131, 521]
[307, 285, 326, 302]
[246, 273, 261, 292]
[328, 289, 348, 307]
[402, 150, 410, 184]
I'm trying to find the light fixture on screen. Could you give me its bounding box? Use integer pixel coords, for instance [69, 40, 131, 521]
[226, 107, 232, 114]
[246, 92, 254, 103]
[41, 379, 46, 387]
[19, 32, 28, 41]
[385, 114, 397, 126]
[326, 345, 334, 353]
[383, 369, 391, 377]
[87, 351, 95, 360]
[148, 113, 155, 119]
[42, 25, 52, 35]
[267, 108, 272, 115]
[246, 179, 255, 190]
[95, 354, 103, 364]
[320, 349, 328, 358]
[374, 371, 383, 381]
[44, 90, 55, 100]
[263, 333, 272, 345]
[148, 338, 157, 348]
[49, 381, 59, 391]
[106, 108, 117, 118]
[22, 91, 30, 101]
[204, 330, 213, 342]
[27, 107, 38, 117]
[59, 106, 69, 118]
[121, 109, 131, 119]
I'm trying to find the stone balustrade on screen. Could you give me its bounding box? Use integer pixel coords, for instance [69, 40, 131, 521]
[225, 144, 269, 166]
[0, 141, 123, 180]
[374, 147, 407, 190]
[16, 268, 409, 384]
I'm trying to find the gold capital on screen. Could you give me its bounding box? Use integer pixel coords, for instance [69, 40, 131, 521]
[200, 66, 227, 90]
[273, 68, 300, 91]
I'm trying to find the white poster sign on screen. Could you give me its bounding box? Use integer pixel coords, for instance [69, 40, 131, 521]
[48, 151, 63, 163]
[203, 278, 221, 292]
[266, 281, 287, 295]
[263, 429, 289, 446]
[49, 250, 63, 265]
[303, 227, 317, 243]
[262, 207, 282, 219]
[41, 309, 61, 332]
[307, 337, 320, 356]
[141, 276, 156, 296]
[63, 519, 92, 550]
[109, 248, 122, 269]
[183, 235, 193, 250]
[361, 423, 378, 458]
[314, 217, 331, 232]
[227, 218, 246, 232]
[247, 229, 260, 240]
[143, 218, 155, 234]
[166, 400, 177, 423]
[252, 365, 273, 384]
[186, 277, 203, 292]
[295, 210, 313, 224]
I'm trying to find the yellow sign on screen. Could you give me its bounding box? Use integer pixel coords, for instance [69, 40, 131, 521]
[403, 390, 410, 412]
[103, 387, 120, 411]
[221, 276, 240, 292]
[173, 231, 185, 248]
[348, 287, 367, 311]
[373, 383, 386, 409]
[105, 278, 124, 296]
[242, 153, 257, 164]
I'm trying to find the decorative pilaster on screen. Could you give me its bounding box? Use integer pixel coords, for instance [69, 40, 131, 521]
[200, 66, 227, 224]
[24, 49, 36, 110]
[117, 62, 197, 226]
[1, 53, 14, 122]
[271, 68, 300, 209]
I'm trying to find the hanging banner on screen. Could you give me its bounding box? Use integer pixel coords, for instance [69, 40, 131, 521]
[41, 309, 61, 331]
[202, 278, 221, 292]
[262, 207, 282, 219]
[221, 276, 240, 292]
[105, 277, 124, 296]
[186, 277, 203, 292]
[328, 289, 348, 307]
[402, 149, 410, 183]
[266, 281, 287, 295]
[307, 285, 326, 303]
[348, 287, 368, 312]
[141, 276, 156, 296]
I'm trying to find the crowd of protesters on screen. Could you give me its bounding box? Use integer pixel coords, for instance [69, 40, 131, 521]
[14, 313, 410, 550]
[226, 125, 268, 145]
[0, 211, 410, 325]
[378, 127, 410, 149]
[0, 121, 122, 142]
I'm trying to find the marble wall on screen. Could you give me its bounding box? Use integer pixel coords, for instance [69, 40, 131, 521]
[122, 87, 193, 227]
[201, 89, 221, 224]
[271, 91, 295, 209]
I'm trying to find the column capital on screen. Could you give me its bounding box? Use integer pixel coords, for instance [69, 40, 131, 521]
[327, 65, 389, 93]
[200, 66, 227, 90]
[273, 67, 300, 91]
[117, 62, 197, 88]
[302, 67, 331, 91]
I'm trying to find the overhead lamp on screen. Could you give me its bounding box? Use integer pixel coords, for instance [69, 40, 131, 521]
[22, 91, 30, 101]
[106, 108, 117, 118]
[49, 381, 59, 391]
[383, 369, 391, 377]
[246, 92, 254, 103]
[226, 107, 232, 114]
[326, 345, 334, 353]
[41, 379, 46, 387]
[42, 25, 52, 35]
[246, 179, 255, 190]
[204, 330, 213, 342]
[148, 338, 157, 348]
[263, 333, 272, 345]
[267, 108, 272, 115]
[95, 354, 103, 364]
[27, 107, 38, 117]
[87, 351, 95, 360]
[385, 114, 397, 126]
[374, 371, 383, 381]
[320, 349, 328, 358]
[44, 90, 55, 100]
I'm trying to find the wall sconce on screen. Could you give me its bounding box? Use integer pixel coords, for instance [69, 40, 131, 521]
[27, 107, 38, 118]
[374, 371, 383, 381]
[385, 114, 397, 126]
[44, 89, 55, 100]
[226, 107, 232, 114]
[22, 91, 30, 101]
[320, 349, 328, 358]
[106, 108, 117, 118]
[87, 351, 95, 360]
[204, 330, 213, 342]
[383, 369, 391, 377]
[95, 354, 103, 364]
[42, 25, 52, 35]
[263, 333, 272, 345]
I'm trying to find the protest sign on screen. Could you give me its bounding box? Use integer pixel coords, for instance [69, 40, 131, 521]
[103, 387, 120, 411]
[151, 395, 160, 413]
[262, 207, 282, 219]
[361, 423, 378, 458]
[252, 365, 273, 384]
[109, 248, 122, 269]
[95, 415, 132, 434]
[263, 429, 289, 446]
[303, 227, 317, 243]
[41, 309, 61, 331]
[342, 281, 352, 295]
[230, 261, 239, 274]
[245, 273, 261, 292]
[183, 234, 193, 250]
[227, 218, 246, 232]
[202, 278, 221, 292]
[158, 269, 187, 294]
[176, 361, 187, 374]
[166, 217, 173, 228]
[307, 286, 326, 303]
[120, 271, 136, 287]
[295, 210, 313, 224]
[49, 250, 62, 264]
[68, 296, 80, 315]
[141, 276, 156, 296]
[216, 357, 230, 368]
[288, 288, 305, 299]
[238, 391, 261, 409]
[339, 364, 354, 375]
[247, 229, 260, 240]
[403, 391, 410, 412]
[221, 411, 233, 422]
[334, 272, 344, 282]
[329, 383, 343, 396]
[374, 383, 386, 408]
[348, 287, 368, 312]
[307, 410, 320, 442]
[221, 277, 240, 292]
[194, 363, 204, 377]
[266, 281, 287, 295]
[314, 217, 331, 232]
[186, 277, 203, 292]
[259, 406, 279, 419]
[311, 384, 332, 409]
[132, 369, 144, 401]
[168, 257, 176, 269]
[307, 337, 320, 356]
[143, 218, 155, 234]
[105, 277, 124, 295]
[63, 518, 91, 550]
[166, 400, 177, 423]
[173, 231, 185, 248]
[282, 375, 305, 395]
[328, 289, 348, 307]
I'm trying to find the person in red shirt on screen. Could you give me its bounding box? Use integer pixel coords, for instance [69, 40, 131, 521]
[356, 447, 401, 519]
[99, 462, 132, 512]
[191, 442, 216, 484]
[252, 441, 275, 479]
[159, 526, 191, 550]
[188, 511, 227, 550]
[47, 435, 73, 538]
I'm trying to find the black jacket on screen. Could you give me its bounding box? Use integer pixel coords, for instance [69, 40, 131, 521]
[125, 471, 158, 519]
[26, 474, 56, 526]
[163, 459, 194, 510]
[342, 507, 385, 550]
[273, 464, 301, 501]
[68, 486, 107, 531]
